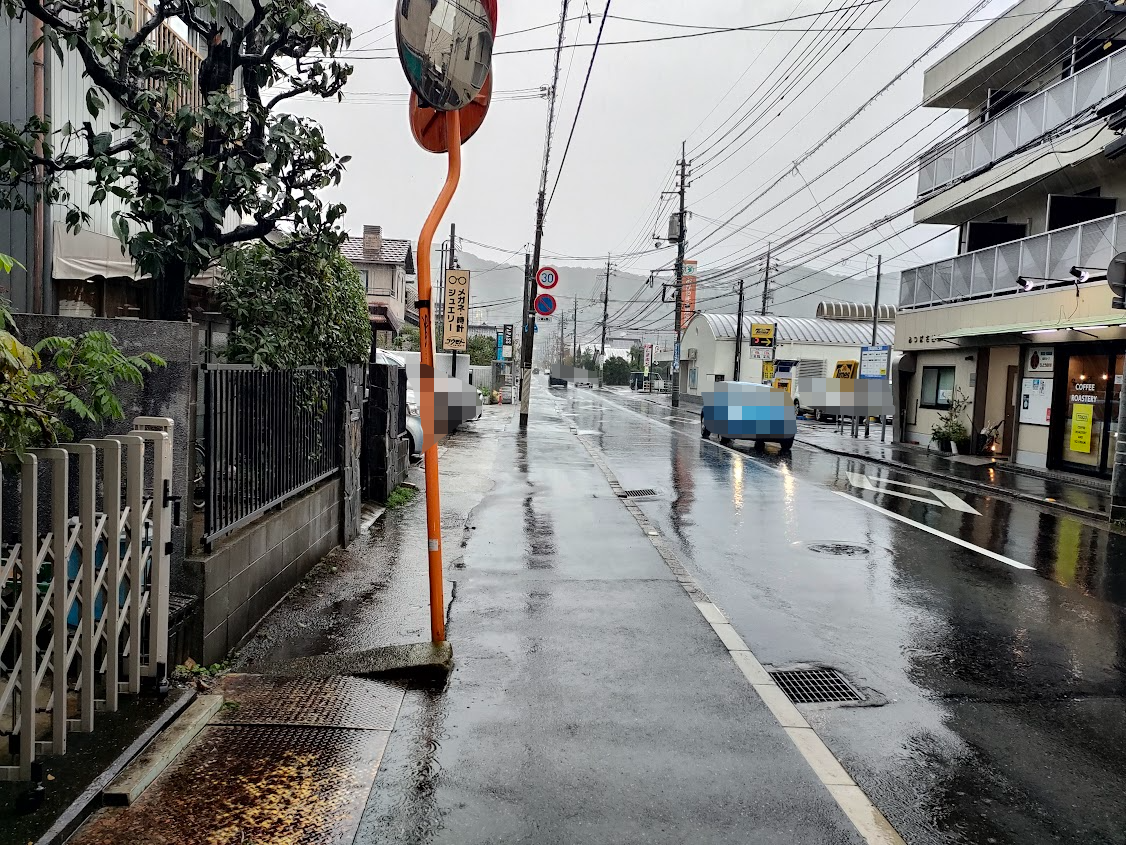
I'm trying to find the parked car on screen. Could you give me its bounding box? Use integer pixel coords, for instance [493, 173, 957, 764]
[405, 386, 422, 456]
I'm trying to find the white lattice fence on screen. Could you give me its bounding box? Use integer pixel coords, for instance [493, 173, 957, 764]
[0, 417, 173, 780]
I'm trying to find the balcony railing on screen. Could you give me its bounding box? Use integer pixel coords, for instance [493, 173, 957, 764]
[918, 48, 1126, 198]
[899, 210, 1126, 309]
[133, 0, 204, 112]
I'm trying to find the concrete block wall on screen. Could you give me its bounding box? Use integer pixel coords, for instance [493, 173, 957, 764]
[188, 479, 342, 665]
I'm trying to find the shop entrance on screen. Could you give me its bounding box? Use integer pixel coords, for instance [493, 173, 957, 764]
[1053, 348, 1124, 477]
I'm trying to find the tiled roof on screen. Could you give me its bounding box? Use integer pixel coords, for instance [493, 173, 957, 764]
[698, 313, 894, 346]
[342, 236, 415, 272]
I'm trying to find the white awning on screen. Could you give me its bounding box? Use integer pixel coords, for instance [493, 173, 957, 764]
[53, 223, 220, 286]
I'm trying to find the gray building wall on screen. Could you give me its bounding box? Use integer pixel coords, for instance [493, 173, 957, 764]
[0, 15, 52, 314]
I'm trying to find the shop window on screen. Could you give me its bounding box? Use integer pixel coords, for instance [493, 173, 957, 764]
[1061, 354, 1110, 470]
[920, 366, 956, 409]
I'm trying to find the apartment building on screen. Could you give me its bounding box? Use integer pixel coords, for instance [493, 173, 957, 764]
[897, 0, 1126, 478]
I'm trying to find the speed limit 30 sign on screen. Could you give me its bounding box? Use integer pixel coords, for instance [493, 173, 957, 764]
[536, 266, 560, 289]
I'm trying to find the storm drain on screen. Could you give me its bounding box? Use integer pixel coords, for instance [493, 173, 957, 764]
[769, 668, 864, 704]
[621, 489, 659, 499]
[807, 543, 870, 557]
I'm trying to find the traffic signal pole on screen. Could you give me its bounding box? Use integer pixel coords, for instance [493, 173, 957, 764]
[521, 0, 570, 429]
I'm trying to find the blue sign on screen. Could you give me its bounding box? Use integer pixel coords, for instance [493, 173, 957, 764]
[673, 341, 681, 374]
[497, 332, 504, 362]
[534, 293, 557, 316]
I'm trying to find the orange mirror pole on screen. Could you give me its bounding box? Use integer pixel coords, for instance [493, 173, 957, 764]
[416, 109, 462, 644]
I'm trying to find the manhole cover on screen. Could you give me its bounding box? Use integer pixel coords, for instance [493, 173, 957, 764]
[807, 543, 869, 557]
[621, 489, 658, 498]
[769, 668, 864, 704]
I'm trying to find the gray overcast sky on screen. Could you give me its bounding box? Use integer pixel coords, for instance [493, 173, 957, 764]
[289, 0, 1014, 288]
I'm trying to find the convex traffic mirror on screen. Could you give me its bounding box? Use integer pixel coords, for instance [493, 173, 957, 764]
[396, 0, 494, 112]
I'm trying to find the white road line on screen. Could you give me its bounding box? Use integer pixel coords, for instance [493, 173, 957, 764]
[835, 492, 1035, 570]
[574, 422, 907, 845]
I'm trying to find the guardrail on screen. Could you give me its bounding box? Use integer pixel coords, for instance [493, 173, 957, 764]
[0, 418, 173, 780]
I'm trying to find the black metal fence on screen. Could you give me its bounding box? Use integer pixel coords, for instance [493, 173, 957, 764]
[201, 366, 343, 549]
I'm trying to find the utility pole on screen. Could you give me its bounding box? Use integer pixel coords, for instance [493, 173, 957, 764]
[761, 242, 772, 316]
[521, 0, 570, 429]
[671, 141, 688, 409]
[599, 256, 611, 388]
[572, 298, 578, 364]
[449, 223, 457, 378]
[734, 278, 746, 382]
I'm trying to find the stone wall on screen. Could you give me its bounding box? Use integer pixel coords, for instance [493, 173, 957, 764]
[363, 363, 410, 502]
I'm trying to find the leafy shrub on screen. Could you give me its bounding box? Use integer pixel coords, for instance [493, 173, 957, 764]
[218, 236, 370, 369]
[1, 294, 165, 462]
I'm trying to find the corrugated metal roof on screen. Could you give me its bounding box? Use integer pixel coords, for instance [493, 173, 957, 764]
[342, 236, 415, 272]
[699, 313, 894, 346]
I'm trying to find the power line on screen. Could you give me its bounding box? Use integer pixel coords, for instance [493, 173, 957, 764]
[545, 0, 613, 214]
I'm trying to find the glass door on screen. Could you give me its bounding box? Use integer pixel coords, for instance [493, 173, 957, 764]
[1060, 353, 1109, 473]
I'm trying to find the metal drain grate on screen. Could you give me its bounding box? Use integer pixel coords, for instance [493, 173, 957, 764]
[769, 668, 864, 704]
[807, 543, 870, 557]
[622, 489, 658, 498]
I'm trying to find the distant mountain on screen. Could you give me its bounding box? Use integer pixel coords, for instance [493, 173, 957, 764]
[434, 247, 900, 331]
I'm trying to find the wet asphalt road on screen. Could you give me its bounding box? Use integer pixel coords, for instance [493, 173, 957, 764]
[571, 386, 1126, 845]
[359, 395, 865, 845]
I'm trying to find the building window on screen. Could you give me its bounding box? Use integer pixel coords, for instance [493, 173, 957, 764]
[920, 366, 956, 409]
[357, 269, 370, 292]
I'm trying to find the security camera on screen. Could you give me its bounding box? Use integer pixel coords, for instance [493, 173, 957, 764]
[1016, 277, 1035, 292]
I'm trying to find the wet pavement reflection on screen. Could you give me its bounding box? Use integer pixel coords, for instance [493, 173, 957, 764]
[565, 386, 1126, 845]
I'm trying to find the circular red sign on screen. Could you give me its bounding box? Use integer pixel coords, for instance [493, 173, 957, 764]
[537, 266, 560, 289]
[534, 293, 557, 316]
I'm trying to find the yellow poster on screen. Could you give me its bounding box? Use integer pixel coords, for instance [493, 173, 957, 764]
[1070, 405, 1094, 453]
[762, 362, 776, 382]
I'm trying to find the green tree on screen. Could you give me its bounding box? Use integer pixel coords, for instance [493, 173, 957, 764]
[393, 325, 420, 352]
[217, 235, 369, 368]
[630, 344, 644, 370]
[467, 334, 497, 366]
[0, 0, 354, 320]
[603, 356, 630, 386]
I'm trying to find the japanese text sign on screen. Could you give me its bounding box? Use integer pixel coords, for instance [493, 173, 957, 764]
[442, 269, 471, 352]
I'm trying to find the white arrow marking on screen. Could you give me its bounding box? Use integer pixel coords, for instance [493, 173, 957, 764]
[846, 472, 981, 515]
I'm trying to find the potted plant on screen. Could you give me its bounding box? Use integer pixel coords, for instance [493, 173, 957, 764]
[930, 389, 972, 455]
